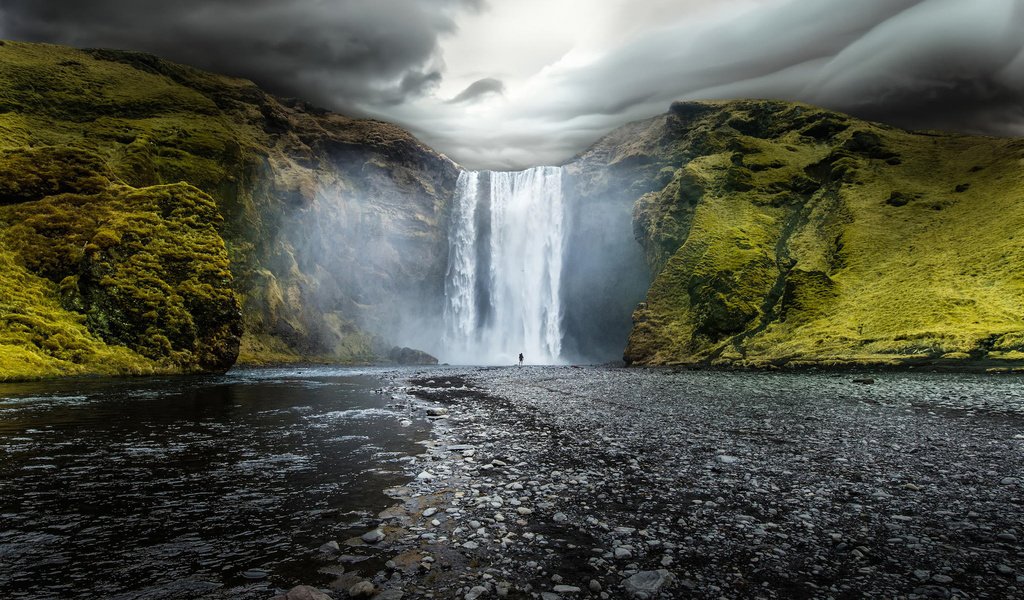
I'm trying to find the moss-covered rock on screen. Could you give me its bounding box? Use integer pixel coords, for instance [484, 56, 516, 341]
[573, 100, 1024, 368]
[0, 41, 458, 379]
[0, 182, 241, 374]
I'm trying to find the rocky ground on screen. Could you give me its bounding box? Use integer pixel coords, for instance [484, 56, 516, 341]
[277, 366, 1024, 600]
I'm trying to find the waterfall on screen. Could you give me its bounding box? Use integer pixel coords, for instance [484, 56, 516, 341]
[443, 167, 565, 365]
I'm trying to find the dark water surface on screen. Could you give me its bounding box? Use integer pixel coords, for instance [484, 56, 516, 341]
[0, 367, 428, 599]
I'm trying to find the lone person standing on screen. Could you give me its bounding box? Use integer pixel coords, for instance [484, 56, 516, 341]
[518, 353, 524, 367]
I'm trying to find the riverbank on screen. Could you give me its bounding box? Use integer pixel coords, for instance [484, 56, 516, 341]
[299, 366, 1023, 599]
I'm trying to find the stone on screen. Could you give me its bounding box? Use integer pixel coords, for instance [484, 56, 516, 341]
[553, 584, 582, 593]
[317, 540, 340, 555]
[348, 580, 375, 597]
[462, 541, 479, 550]
[376, 591, 405, 600]
[614, 547, 633, 559]
[282, 585, 333, 600]
[623, 570, 673, 598]
[423, 507, 438, 518]
[360, 529, 385, 544]
[417, 471, 436, 481]
[553, 512, 568, 523]
[589, 579, 602, 593]
[715, 455, 739, 464]
[465, 585, 489, 599]
[932, 574, 953, 584]
[426, 407, 449, 416]
[242, 569, 268, 579]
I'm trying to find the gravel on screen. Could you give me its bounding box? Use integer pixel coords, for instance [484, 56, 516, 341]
[305, 366, 1024, 599]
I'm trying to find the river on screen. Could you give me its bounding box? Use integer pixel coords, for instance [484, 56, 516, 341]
[0, 367, 430, 599]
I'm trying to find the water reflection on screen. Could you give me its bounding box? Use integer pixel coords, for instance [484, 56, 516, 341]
[0, 368, 428, 599]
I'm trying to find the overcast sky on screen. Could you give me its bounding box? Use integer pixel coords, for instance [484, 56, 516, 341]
[3, 0, 1024, 169]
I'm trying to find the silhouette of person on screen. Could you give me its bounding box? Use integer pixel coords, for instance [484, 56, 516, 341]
[518, 353, 524, 367]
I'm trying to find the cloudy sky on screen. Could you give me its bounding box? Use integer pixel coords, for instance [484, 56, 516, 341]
[2, 0, 1024, 168]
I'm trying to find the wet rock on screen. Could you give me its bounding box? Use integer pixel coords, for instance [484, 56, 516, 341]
[388, 347, 438, 365]
[273, 585, 333, 600]
[348, 580, 375, 597]
[317, 540, 340, 555]
[623, 570, 673, 598]
[242, 569, 268, 579]
[360, 529, 385, 544]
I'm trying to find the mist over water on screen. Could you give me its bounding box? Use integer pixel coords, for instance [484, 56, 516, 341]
[443, 167, 565, 365]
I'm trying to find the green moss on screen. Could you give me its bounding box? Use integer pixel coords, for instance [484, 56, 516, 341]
[0, 182, 241, 375]
[621, 100, 1024, 368]
[0, 40, 454, 378]
[0, 241, 160, 381]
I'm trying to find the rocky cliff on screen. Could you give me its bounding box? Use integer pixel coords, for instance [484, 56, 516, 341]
[574, 100, 1024, 368]
[0, 41, 457, 380]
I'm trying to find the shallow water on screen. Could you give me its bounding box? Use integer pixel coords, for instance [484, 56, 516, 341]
[0, 367, 429, 599]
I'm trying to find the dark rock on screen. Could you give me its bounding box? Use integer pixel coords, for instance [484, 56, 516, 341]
[388, 346, 439, 365]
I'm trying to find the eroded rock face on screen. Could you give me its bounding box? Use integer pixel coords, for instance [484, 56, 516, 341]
[573, 99, 1024, 368]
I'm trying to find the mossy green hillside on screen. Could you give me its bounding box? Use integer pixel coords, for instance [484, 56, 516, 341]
[0, 180, 239, 379]
[0, 41, 457, 378]
[575, 100, 1024, 367]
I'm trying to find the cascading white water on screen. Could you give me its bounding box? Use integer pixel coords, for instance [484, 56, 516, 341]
[443, 167, 565, 365]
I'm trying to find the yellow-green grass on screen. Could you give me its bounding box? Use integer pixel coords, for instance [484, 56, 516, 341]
[0, 241, 160, 381]
[625, 100, 1024, 368]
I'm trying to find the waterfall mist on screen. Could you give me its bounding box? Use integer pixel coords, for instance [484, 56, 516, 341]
[443, 167, 566, 365]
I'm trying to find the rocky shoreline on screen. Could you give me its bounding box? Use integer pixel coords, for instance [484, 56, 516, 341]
[274, 366, 1023, 599]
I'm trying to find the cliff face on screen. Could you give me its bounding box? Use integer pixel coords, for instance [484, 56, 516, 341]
[0, 41, 457, 379]
[575, 100, 1024, 368]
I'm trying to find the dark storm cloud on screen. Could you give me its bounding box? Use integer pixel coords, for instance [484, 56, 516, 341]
[512, 0, 1024, 159]
[2, 0, 1023, 169]
[447, 77, 505, 104]
[0, 0, 483, 111]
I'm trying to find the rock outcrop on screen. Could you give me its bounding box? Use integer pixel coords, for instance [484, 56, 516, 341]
[573, 99, 1024, 367]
